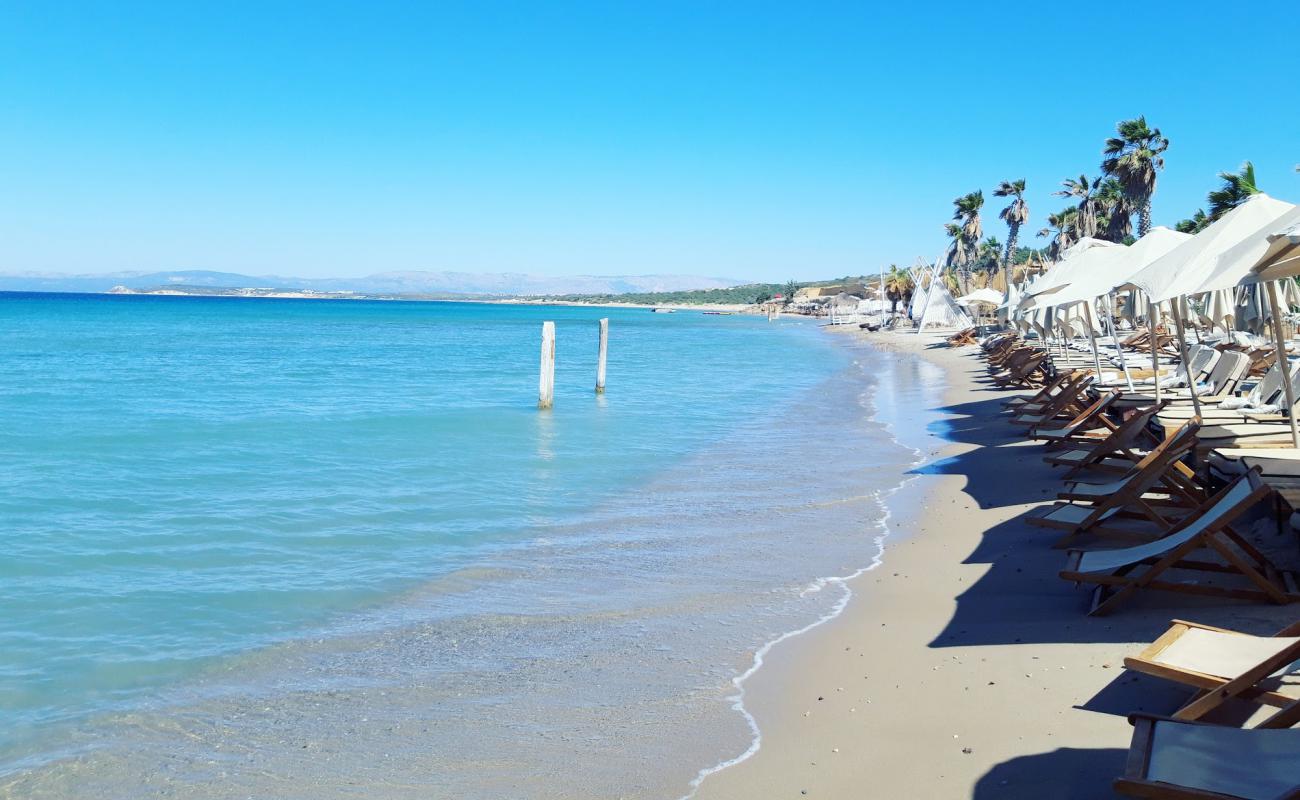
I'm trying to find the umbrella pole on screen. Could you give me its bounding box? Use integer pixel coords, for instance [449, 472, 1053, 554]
[1171, 302, 1202, 420]
[1149, 303, 1162, 404]
[1106, 295, 1135, 391]
[1265, 280, 1300, 448]
[1082, 302, 1104, 380]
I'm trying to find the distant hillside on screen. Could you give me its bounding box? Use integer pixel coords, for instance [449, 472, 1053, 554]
[0, 269, 743, 297]
[546, 283, 790, 306]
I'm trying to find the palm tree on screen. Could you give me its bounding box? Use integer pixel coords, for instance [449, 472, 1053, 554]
[882, 264, 914, 315]
[1096, 177, 1133, 242]
[993, 179, 1029, 275]
[1207, 161, 1261, 222]
[1037, 206, 1079, 260]
[1101, 116, 1169, 237]
[950, 191, 984, 293]
[1175, 209, 1208, 234]
[977, 237, 1002, 273]
[1054, 174, 1104, 240]
[943, 222, 971, 272]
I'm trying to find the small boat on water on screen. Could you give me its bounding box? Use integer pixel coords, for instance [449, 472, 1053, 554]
[701, 311, 733, 315]
[652, 307, 675, 313]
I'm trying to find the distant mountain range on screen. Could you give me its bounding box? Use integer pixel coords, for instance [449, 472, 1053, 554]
[0, 270, 744, 297]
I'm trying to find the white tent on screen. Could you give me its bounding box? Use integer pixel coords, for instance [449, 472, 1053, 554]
[1127, 194, 1296, 303]
[908, 271, 930, 319]
[916, 276, 973, 330]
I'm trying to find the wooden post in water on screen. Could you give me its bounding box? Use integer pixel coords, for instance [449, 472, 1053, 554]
[538, 321, 555, 410]
[595, 318, 608, 394]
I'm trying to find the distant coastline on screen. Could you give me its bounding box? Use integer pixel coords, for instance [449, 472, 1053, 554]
[78, 285, 757, 312]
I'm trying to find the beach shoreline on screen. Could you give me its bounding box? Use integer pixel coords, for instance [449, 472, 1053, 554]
[690, 328, 1298, 799]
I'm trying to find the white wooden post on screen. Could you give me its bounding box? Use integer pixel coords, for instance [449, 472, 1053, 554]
[538, 321, 555, 410]
[595, 318, 608, 394]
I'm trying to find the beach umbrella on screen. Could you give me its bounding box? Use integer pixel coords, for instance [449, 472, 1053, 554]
[1039, 228, 1189, 309]
[1200, 288, 1236, 332]
[956, 288, 1005, 307]
[1018, 238, 1121, 311]
[1127, 194, 1296, 303]
[1248, 220, 1300, 284]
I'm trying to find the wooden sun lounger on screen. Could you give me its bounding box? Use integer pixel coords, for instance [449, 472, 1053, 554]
[1010, 373, 1094, 426]
[1028, 421, 1202, 547]
[1121, 351, 1253, 410]
[947, 327, 977, 347]
[1115, 714, 1300, 799]
[1125, 618, 1300, 727]
[1003, 370, 1075, 411]
[1028, 390, 1121, 442]
[1060, 469, 1300, 616]
[1044, 404, 1166, 477]
[991, 351, 1049, 388]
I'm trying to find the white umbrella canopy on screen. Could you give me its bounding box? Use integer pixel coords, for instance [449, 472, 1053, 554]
[1190, 205, 1300, 294]
[1044, 227, 1191, 308]
[1019, 237, 1121, 309]
[1127, 194, 1296, 303]
[1249, 219, 1300, 283]
[956, 288, 1005, 307]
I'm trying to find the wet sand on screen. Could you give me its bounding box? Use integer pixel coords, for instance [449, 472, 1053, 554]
[692, 328, 1299, 799]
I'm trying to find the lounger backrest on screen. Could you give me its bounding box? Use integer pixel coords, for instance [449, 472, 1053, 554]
[1284, 361, 1300, 411]
[1206, 351, 1251, 394]
[1246, 361, 1287, 407]
[1078, 471, 1267, 574]
[1189, 346, 1220, 382]
[1065, 390, 1117, 427]
[1112, 420, 1197, 487]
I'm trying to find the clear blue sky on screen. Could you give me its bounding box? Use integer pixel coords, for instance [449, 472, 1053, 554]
[2, 1, 1298, 282]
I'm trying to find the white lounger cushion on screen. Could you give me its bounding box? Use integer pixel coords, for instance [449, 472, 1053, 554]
[1154, 628, 1300, 683]
[1147, 720, 1300, 800]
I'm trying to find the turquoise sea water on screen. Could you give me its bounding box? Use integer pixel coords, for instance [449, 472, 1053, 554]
[0, 293, 934, 798]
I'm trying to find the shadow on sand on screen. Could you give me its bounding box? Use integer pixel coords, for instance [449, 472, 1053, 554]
[972, 746, 1128, 799]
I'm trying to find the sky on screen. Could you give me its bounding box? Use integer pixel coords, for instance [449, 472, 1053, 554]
[2, 1, 1298, 283]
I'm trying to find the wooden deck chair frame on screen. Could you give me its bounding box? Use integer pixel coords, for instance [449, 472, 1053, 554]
[1028, 390, 1121, 441]
[992, 350, 1049, 388]
[1028, 421, 1202, 547]
[1115, 714, 1300, 799]
[1004, 370, 1076, 412]
[1060, 469, 1300, 616]
[988, 345, 1038, 374]
[1125, 618, 1300, 726]
[1010, 372, 1094, 426]
[1044, 404, 1167, 477]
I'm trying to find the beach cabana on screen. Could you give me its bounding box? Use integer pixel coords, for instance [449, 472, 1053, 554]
[915, 276, 972, 331]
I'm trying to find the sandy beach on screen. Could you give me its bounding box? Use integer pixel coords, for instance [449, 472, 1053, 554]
[693, 328, 1299, 799]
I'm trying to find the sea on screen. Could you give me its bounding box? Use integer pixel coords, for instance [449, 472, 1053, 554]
[0, 293, 943, 799]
